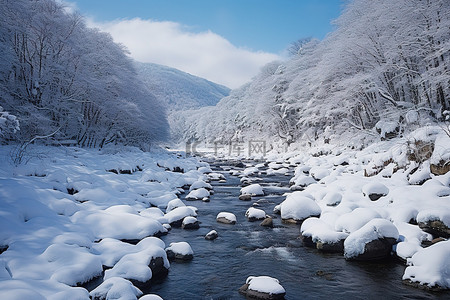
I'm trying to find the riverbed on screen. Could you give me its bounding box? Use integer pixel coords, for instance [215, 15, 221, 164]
[148, 160, 447, 299]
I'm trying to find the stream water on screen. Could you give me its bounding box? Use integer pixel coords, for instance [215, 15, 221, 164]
[147, 160, 448, 299]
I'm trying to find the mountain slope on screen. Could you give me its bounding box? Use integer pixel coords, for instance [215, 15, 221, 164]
[135, 62, 230, 111]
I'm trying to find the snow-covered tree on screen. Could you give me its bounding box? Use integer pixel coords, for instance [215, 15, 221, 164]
[0, 0, 168, 148]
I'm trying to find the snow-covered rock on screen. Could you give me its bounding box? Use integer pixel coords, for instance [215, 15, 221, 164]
[165, 242, 194, 261]
[182, 216, 199, 229]
[90, 277, 142, 300]
[163, 206, 197, 227]
[245, 207, 267, 222]
[216, 212, 237, 224]
[205, 230, 218, 240]
[321, 192, 342, 207]
[344, 218, 399, 260]
[165, 198, 186, 213]
[240, 184, 264, 196]
[362, 182, 389, 201]
[301, 217, 348, 252]
[239, 276, 286, 300]
[189, 180, 212, 191]
[186, 187, 210, 200]
[403, 240, 450, 290]
[417, 209, 450, 238]
[280, 192, 321, 223]
[335, 208, 382, 234]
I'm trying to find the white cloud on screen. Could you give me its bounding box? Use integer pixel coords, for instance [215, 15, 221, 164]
[91, 18, 280, 89]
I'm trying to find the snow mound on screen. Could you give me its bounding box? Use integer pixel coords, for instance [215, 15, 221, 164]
[403, 240, 450, 289]
[162, 206, 197, 224]
[280, 192, 321, 222]
[362, 182, 389, 199]
[245, 207, 267, 221]
[71, 209, 166, 240]
[216, 212, 237, 224]
[245, 276, 286, 295]
[189, 180, 212, 191]
[417, 209, 450, 227]
[186, 187, 210, 200]
[344, 218, 399, 259]
[335, 208, 382, 233]
[241, 184, 264, 196]
[90, 277, 142, 300]
[301, 217, 348, 243]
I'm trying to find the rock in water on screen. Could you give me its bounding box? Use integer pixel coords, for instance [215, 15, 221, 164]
[239, 276, 286, 299]
[165, 242, 194, 261]
[344, 218, 399, 260]
[216, 212, 237, 224]
[182, 216, 200, 230]
[239, 194, 252, 201]
[260, 217, 274, 228]
[205, 230, 218, 240]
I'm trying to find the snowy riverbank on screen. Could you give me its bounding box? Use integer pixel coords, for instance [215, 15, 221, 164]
[0, 125, 449, 298]
[0, 145, 210, 299]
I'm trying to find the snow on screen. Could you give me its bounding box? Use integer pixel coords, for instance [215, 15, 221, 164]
[182, 216, 198, 225]
[280, 192, 321, 221]
[90, 277, 142, 300]
[162, 206, 197, 224]
[166, 242, 194, 256]
[245, 207, 267, 220]
[431, 132, 450, 165]
[362, 182, 389, 197]
[189, 180, 212, 191]
[240, 183, 264, 196]
[0, 145, 205, 297]
[71, 209, 166, 241]
[344, 218, 399, 259]
[103, 241, 168, 283]
[243, 166, 260, 176]
[403, 240, 450, 289]
[301, 217, 348, 243]
[139, 295, 164, 300]
[417, 209, 450, 227]
[335, 208, 382, 233]
[216, 212, 237, 223]
[245, 276, 285, 295]
[186, 187, 210, 200]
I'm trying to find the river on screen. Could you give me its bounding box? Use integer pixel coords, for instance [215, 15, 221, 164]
[147, 159, 447, 299]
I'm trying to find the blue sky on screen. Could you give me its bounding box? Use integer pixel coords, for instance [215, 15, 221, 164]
[68, 0, 344, 88]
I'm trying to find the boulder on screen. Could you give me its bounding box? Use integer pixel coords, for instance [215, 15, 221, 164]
[417, 210, 450, 238]
[238, 276, 286, 300]
[344, 218, 399, 260]
[165, 242, 194, 261]
[205, 230, 218, 240]
[182, 216, 200, 230]
[430, 160, 450, 176]
[216, 212, 237, 225]
[402, 240, 450, 291]
[239, 194, 252, 201]
[235, 161, 246, 168]
[260, 217, 274, 228]
[245, 207, 267, 222]
[241, 184, 264, 196]
[362, 182, 389, 201]
[280, 193, 321, 224]
[185, 188, 210, 200]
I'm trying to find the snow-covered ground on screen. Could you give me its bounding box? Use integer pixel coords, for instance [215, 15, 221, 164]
[0, 145, 209, 299]
[0, 126, 449, 297]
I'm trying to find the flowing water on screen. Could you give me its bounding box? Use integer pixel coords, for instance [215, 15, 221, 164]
[148, 160, 448, 299]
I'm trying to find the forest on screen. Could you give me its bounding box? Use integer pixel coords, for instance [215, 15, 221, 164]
[0, 0, 168, 149]
[172, 0, 449, 149]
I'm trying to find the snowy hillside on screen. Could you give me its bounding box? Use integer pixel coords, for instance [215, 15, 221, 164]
[135, 62, 230, 111]
[173, 0, 449, 150]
